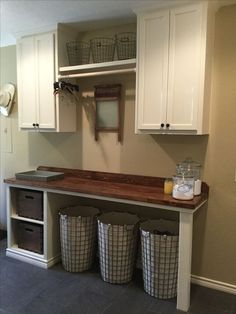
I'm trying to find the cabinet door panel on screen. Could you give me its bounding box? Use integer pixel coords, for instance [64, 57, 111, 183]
[167, 5, 201, 130]
[136, 10, 169, 130]
[36, 33, 56, 129]
[17, 38, 37, 128]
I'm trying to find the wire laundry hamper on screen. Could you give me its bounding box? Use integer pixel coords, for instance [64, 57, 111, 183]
[140, 219, 179, 299]
[59, 205, 99, 272]
[90, 37, 115, 63]
[66, 41, 90, 66]
[116, 32, 136, 60]
[98, 212, 139, 284]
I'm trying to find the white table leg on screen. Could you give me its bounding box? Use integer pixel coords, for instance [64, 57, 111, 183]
[177, 212, 193, 312]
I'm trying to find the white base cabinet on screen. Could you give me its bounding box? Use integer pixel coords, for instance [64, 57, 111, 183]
[17, 26, 77, 132]
[136, 2, 215, 135]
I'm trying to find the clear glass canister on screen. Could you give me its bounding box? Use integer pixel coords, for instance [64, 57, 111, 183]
[176, 158, 202, 196]
[172, 175, 194, 200]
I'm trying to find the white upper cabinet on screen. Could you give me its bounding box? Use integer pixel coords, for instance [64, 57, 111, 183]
[17, 29, 77, 132]
[136, 10, 169, 130]
[136, 2, 215, 134]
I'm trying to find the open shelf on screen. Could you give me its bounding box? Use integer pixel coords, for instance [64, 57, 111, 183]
[58, 58, 136, 79]
[11, 214, 44, 225]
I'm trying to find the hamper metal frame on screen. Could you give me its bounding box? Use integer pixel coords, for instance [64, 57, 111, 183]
[60, 206, 99, 272]
[141, 231, 179, 299]
[98, 212, 139, 284]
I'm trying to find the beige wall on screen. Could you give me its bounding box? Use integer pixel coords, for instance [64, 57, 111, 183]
[192, 5, 236, 285]
[0, 5, 235, 286]
[0, 46, 82, 227]
[80, 6, 236, 286]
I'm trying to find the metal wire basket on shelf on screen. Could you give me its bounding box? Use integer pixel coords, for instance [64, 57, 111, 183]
[90, 37, 115, 63]
[115, 32, 136, 60]
[66, 41, 90, 66]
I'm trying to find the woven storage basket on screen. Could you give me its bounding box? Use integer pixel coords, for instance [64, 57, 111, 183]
[66, 41, 90, 66]
[116, 32, 136, 60]
[140, 219, 179, 299]
[90, 37, 115, 63]
[59, 205, 99, 272]
[98, 212, 139, 284]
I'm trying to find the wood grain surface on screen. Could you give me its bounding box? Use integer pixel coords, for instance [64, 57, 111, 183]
[4, 166, 209, 210]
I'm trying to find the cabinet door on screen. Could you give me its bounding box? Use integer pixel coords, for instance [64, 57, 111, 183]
[17, 37, 37, 128]
[35, 33, 56, 129]
[136, 10, 169, 130]
[167, 5, 202, 130]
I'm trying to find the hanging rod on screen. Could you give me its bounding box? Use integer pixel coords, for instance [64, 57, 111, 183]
[58, 68, 136, 79]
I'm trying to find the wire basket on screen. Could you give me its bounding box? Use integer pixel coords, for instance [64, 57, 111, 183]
[98, 212, 139, 284]
[59, 205, 100, 272]
[90, 37, 115, 63]
[66, 41, 90, 66]
[140, 219, 179, 299]
[116, 32, 136, 60]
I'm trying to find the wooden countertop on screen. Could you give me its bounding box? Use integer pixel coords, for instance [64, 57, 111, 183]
[4, 166, 209, 210]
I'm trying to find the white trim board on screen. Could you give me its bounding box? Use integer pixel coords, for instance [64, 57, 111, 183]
[191, 275, 236, 295]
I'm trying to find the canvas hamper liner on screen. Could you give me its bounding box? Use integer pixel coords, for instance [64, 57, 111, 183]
[98, 212, 139, 284]
[140, 219, 179, 299]
[59, 205, 100, 272]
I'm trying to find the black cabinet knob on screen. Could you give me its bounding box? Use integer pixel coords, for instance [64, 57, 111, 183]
[161, 123, 165, 128]
[36, 123, 39, 127]
[32, 123, 36, 127]
[166, 123, 170, 128]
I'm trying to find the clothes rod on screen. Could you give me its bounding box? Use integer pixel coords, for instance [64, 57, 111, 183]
[58, 68, 136, 79]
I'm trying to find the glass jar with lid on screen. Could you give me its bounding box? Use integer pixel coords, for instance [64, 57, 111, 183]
[176, 158, 202, 196]
[172, 175, 194, 200]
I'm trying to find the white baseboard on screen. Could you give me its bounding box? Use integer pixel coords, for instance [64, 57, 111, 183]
[191, 274, 236, 295]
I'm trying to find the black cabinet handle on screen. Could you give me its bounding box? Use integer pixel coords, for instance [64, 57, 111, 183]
[166, 123, 170, 128]
[161, 123, 165, 128]
[25, 195, 34, 200]
[25, 228, 33, 233]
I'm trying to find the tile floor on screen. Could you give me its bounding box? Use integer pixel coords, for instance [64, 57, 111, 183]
[0, 239, 235, 314]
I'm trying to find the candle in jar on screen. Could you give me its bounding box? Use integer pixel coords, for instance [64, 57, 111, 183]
[164, 178, 173, 195]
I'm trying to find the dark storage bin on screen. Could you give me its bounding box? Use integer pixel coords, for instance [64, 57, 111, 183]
[17, 189, 43, 221]
[17, 222, 43, 254]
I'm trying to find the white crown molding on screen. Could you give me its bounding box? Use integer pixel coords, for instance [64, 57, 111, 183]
[132, 0, 236, 14]
[12, 23, 57, 41]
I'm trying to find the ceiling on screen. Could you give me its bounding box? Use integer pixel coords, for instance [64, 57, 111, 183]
[0, 0, 235, 47]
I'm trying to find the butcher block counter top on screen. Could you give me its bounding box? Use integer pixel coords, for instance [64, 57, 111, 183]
[4, 166, 209, 210]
